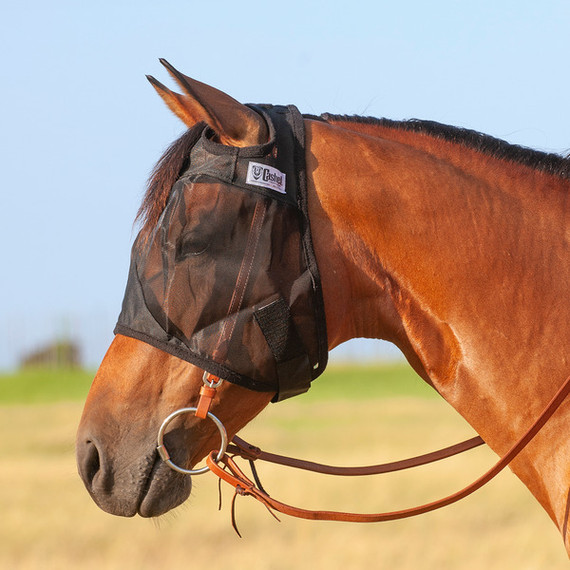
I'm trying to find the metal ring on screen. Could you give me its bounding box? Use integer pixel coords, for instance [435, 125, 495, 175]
[156, 407, 228, 475]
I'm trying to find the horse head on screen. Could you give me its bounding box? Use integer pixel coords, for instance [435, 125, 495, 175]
[76, 61, 326, 517]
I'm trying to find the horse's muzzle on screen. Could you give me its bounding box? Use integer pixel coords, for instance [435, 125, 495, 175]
[76, 427, 192, 517]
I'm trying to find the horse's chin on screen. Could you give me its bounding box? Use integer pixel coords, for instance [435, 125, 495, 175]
[137, 457, 192, 518]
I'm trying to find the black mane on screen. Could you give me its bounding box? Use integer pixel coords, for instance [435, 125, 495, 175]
[137, 123, 205, 236]
[317, 114, 570, 180]
[140, 113, 569, 234]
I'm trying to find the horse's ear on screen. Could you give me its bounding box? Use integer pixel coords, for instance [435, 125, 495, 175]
[146, 59, 268, 147]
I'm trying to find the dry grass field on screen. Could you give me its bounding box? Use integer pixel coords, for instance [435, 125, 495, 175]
[1, 365, 568, 569]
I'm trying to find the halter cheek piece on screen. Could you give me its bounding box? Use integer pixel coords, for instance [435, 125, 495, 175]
[156, 371, 227, 476]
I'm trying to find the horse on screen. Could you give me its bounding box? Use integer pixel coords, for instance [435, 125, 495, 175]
[76, 60, 570, 552]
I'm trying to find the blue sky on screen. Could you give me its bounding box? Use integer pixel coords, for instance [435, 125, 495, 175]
[1, 1, 569, 368]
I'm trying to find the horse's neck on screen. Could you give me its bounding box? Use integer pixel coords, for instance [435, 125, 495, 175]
[309, 121, 567, 434]
[307, 117, 570, 534]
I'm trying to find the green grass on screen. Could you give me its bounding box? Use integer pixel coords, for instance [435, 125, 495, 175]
[304, 362, 436, 402]
[0, 368, 94, 404]
[2, 395, 567, 568]
[1, 363, 567, 567]
[0, 362, 432, 406]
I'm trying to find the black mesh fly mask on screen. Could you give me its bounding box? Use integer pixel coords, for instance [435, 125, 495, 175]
[115, 105, 328, 401]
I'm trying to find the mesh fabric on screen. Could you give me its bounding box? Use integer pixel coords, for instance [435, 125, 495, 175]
[115, 105, 327, 401]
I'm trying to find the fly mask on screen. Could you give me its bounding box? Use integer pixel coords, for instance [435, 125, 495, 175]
[115, 104, 328, 401]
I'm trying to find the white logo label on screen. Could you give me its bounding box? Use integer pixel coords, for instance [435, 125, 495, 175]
[246, 161, 286, 194]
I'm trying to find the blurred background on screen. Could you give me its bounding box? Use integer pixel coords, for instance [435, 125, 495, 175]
[1, 2, 570, 568]
[2, 0, 569, 371]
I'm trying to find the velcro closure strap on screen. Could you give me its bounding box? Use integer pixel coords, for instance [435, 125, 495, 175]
[254, 297, 311, 402]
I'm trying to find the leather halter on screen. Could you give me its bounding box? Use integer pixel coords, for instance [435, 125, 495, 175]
[201, 374, 570, 525]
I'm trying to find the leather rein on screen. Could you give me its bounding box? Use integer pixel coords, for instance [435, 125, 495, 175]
[159, 373, 570, 526]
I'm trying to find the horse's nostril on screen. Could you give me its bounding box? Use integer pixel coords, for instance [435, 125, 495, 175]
[79, 440, 101, 488]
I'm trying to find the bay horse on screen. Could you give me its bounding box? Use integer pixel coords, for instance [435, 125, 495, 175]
[76, 60, 570, 552]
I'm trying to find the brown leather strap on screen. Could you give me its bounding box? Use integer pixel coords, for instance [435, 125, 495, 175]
[228, 434, 485, 476]
[195, 385, 217, 419]
[207, 374, 570, 523]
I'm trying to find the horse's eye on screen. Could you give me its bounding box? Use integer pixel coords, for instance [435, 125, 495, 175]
[175, 233, 210, 261]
